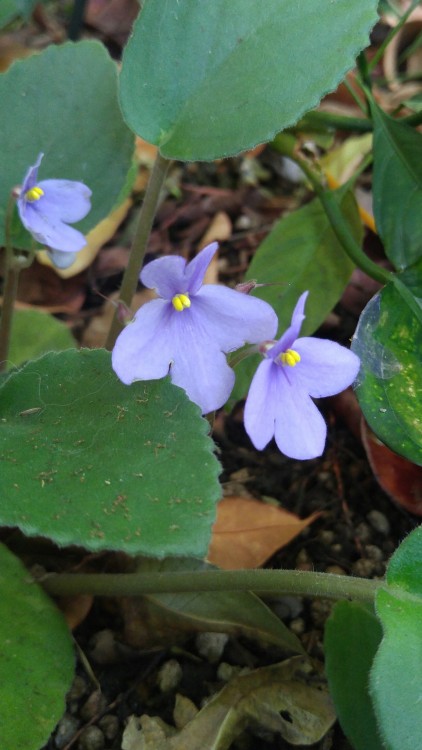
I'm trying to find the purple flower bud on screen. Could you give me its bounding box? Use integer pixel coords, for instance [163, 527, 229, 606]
[244, 292, 361, 460]
[17, 153, 92, 268]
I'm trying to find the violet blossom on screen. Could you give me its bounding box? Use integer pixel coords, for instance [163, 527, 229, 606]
[17, 153, 92, 269]
[244, 291, 360, 460]
[112, 242, 278, 413]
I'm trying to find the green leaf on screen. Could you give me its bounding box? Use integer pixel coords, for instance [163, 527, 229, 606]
[0, 41, 134, 250]
[120, 0, 378, 160]
[231, 191, 360, 403]
[352, 283, 422, 465]
[130, 558, 304, 654]
[371, 102, 422, 269]
[8, 309, 75, 370]
[370, 527, 422, 750]
[0, 543, 74, 750]
[325, 602, 384, 750]
[0, 349, 221, 556]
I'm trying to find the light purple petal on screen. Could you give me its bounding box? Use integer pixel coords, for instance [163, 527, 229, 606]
[192, 285, 278, 350]
[140, 255, 187, 299]
[294, 338, 360, 397]
[112, 299, 174, 384]
[38, 180, 92, 222]
[269, 291, 308, 359]
[20, 153, 44, 194]
[244, 359, 277, 450]
[272, 371, 327, 459]
[19, 203, 87, 252]
[112, 299, 235, 412]
[183, 242, 219, 295]
[46, 248, 78, 269]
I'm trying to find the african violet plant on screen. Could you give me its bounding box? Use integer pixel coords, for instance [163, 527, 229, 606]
[0, 1, 421, 749]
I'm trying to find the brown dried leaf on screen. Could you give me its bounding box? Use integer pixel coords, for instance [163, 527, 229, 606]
[207, 496, 319, 569]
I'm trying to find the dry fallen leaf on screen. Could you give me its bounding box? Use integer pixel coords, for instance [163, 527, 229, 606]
[207, 496, 319, 569]
[37, 198, 132, 278]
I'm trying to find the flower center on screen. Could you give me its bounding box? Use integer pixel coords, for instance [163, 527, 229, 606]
[279, 348, 301, 367]
[25, 186, 44, 202]
[172, 293, 191, 312]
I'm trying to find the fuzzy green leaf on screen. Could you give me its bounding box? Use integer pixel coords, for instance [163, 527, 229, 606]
[120, 0, 378, 160]
[325, 602, 384, 750]
[0, 543, 74, 750]
[370, 527, 422, 750]
[7, 309, 75, 370]
[0, 349, 221, 556]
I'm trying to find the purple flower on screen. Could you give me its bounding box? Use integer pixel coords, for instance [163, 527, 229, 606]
[17, 153, 92, 269]
[112, 243, 278, 413]
[244, 291, 360, 460]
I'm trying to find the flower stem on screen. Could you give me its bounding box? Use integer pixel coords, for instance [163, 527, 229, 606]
[41, 568, 380, 603]
[105, 151, 170, 351]
[0, 262, 20, 372]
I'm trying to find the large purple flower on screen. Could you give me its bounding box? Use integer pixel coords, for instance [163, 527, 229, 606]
[112, 243, 278, 413]
[244, 291, 360, 460]
[17, 153, 92, 269]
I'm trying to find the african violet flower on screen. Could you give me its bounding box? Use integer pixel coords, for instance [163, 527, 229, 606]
[112, 242, 278, 413]
[244, 291, 360, 460]
[17, 153, 92, 269]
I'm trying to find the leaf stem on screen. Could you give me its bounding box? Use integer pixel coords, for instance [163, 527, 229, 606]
[105, 151, 170, 351]
[41, 568, 380, 603]
[298, 109, 422, 133]
[289, 154, 393, 285]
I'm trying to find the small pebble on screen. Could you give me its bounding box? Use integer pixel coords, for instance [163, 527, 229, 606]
[217, 662, 243, 682]
[319, 530, 334, 545]
[89, 629, 119, 665]
[355, 522, 372, 544]
[77, 726, 105, 750]
[310, 599, 333, 628]
[54, 714, 80, 749]
[365, 545, 384, 562]
[67, 675, 88, 702]
[196, 632, 229, 663]
[80, 691, 107, 722]
[272, 595, 304, 620]
[352, 558, 376, 577]
[290, 617, 305, 635]
[156, 659, 183, 692]
[98, 715, 119, 742]
[367, 510, 390, 536]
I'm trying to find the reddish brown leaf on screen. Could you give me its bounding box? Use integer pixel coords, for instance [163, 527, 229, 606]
[361, 421, 422, 516]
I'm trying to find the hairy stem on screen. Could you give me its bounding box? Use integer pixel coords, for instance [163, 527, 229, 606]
[42, 568, 381, 603]
[299, 108, 422, 133]
[0, 262, 19, 372]
[105, 151, 170, 350]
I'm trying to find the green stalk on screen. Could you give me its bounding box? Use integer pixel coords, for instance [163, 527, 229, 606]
[42, 568, 380, 604]
[0, 262, 19, 372]
[105, 151, 170, 350]
[290, 154, 392, 285]
[299, 108, 422, 134]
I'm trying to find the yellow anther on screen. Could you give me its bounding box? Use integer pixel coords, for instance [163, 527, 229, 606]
[280, 348, 301, 367]
[172, 293, 191, 311]
[25, 186, 44, 202]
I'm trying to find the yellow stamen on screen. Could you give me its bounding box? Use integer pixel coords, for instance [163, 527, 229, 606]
[280, 348, 301, 367]
[25, 186, 44, 202]
[172, 293, 191, 312]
